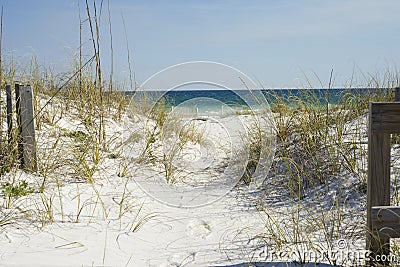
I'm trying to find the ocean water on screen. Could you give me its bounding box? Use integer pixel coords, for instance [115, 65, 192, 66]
[126, 88, 391, 115]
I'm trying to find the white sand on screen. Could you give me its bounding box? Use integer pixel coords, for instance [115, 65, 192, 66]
[0, 99, 370, 267]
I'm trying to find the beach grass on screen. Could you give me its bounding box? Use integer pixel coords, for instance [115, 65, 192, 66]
[256, 75, 398, 265]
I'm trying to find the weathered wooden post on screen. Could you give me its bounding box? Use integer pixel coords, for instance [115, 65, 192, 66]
[6, 84, 12, 143]
[19, 85, 37, 172]
[366, 102, 391, 263]
[15, 83, 23, 163]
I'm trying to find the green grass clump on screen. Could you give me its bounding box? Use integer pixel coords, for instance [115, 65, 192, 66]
[65, 130, 87, 142]
[2, 180, 34, 198]
[2, 180, 34, 209]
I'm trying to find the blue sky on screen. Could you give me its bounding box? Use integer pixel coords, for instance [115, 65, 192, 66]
[1, 0, 400, 88]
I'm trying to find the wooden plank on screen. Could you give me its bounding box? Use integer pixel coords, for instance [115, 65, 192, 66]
[6, 85, 12, 143]
[19, 85, 37, 172]
[373, 224, 400, 239]
[367, 102, 391, 257]
[372, 222, 400, 239]
[371, 206, 400, 238]
[372, 206, 400, 223]
[370, 102, 400, 133]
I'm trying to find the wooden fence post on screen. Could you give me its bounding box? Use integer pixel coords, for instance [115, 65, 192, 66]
[6, 85, 12, 144]
[19, 85, 37, 172]
[14, 83, 24, 163]
[366, 103, 391, 261]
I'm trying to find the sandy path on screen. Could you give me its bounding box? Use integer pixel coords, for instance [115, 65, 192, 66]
[0, 176, 267, 267]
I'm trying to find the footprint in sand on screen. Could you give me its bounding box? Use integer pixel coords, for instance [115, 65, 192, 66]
[186, 219, 211, 239]
[163, 252, 196, 267]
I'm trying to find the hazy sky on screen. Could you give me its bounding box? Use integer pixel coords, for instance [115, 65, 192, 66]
[2, 0, 400, 88]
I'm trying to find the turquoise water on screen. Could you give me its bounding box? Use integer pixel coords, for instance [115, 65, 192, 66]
[127, 88, 391, 114]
